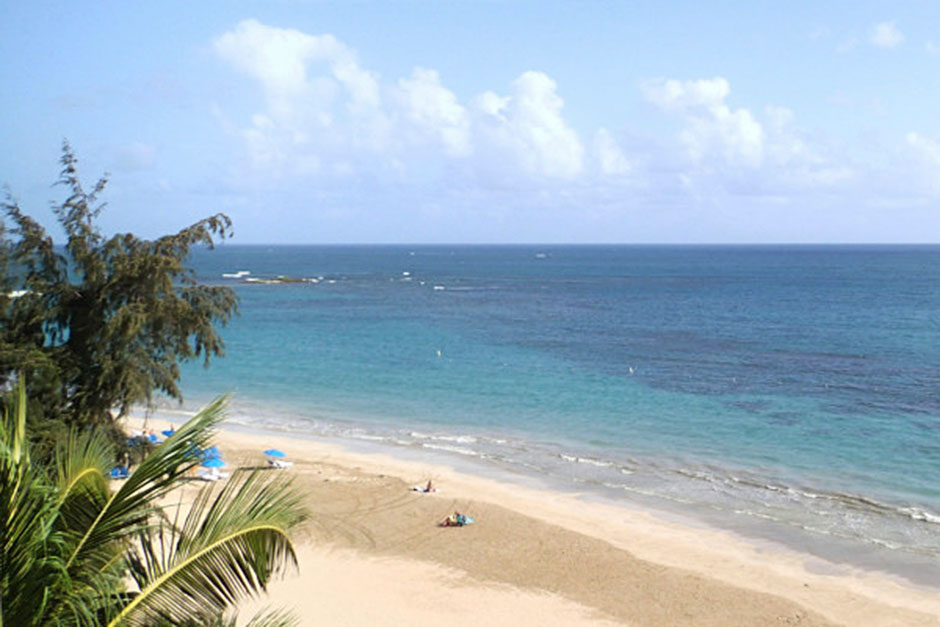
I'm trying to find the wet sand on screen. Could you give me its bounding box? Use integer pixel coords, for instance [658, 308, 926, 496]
[147, 419, 940, 626]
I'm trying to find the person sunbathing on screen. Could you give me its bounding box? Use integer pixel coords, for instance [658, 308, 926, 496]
[440, 512, 459, 527]
[440, 511, 472, 527]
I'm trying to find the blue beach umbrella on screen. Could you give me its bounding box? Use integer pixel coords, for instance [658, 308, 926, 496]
[263, 449, 286, 458]
[197, 446, 223, 461]
[161, 429, 175, 437]
[201, 457, 227, 468]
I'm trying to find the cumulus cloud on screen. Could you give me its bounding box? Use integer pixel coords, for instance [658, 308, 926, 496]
[396, 68, 471, 157]
[641, 77, 764, 167]
[213, 18, 388, 172]
[641, 76, 857, 196]
[592, 128, 632, 176]
[212, 21, 896, 215]
[213, 20, 589, 183]
[473, 71, 584, 179]
[870, 21, 904, 48]
[214, 19, 379, 112]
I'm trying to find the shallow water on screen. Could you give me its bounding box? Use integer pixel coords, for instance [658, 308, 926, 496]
[171, 244, 940, 584]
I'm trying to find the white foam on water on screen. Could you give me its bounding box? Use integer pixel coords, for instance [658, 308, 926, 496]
[420, 443, 478, 456]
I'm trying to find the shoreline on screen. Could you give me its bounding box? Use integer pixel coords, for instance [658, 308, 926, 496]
[132, 411, 940, 626]
[143, 399, 940, 589]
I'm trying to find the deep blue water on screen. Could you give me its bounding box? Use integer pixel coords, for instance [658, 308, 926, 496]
[172, 245, 940, 581]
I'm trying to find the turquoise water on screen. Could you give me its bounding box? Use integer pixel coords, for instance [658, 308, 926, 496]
[172, 245, 940, 582]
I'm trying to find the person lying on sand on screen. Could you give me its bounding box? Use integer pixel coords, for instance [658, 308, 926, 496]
[413, 480, 437, 493]
[439, 511, 473, 527]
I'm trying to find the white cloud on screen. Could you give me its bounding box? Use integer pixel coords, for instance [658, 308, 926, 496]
[870, 21, 904, 48]
[397, 68, 471, 157]
[642, 77, 764, 167]
[473, 71, 585, 179]
[213, 18, 388, 168]
[593, 128, 632, 176]
[214, 19, 379, 110]
[212, 22, 903, 218]
[640, 76, 859, 196]
[763, 106, 852, 186]
[926, 41, 940, 56]
[213, 21, 589, 183]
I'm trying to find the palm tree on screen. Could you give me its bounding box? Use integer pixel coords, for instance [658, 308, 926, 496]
[0, 379, 306, 626]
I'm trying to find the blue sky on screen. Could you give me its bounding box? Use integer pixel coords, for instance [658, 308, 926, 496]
[2, 1, 939, 243]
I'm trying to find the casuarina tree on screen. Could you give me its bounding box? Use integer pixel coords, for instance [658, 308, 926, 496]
[0, 142, 238, 438]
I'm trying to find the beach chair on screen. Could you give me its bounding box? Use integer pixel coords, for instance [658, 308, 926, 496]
[196, 468, 229, 481]
[110, 465, 130, 480]
[267, 458, 293, 469]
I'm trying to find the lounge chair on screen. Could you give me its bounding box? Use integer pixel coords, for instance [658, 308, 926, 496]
[110, 465, 130, 480]
[196, 468, 229, 481]
[267, 458, 293, 469]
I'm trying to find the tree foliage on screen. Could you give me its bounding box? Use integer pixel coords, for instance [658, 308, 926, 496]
[0, 142, 238, 434]
[0, 380, 306, 626]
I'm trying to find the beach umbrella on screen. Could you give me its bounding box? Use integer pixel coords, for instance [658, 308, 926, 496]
[161, 429, 175, 437]
[263, 449, 286, 458]
[201, 457, 227, 468]
[198, 446, 223, 461]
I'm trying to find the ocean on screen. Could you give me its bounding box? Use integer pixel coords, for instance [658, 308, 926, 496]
[170, 244, 940, 584]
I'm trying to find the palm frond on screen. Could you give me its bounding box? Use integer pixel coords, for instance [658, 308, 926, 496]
[112, 469, 306, 627]
[53, 427, 113, 535]
[0, 379, 64, 625]
[63, 395, 229, 576]
[239, 606, 300, 627]
[1, 388, 303, 627]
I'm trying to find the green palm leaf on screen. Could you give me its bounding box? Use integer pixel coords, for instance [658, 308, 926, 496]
[63, 395, 229, 579]
[1, 382, 306, 627]
[0, 379, 75, 626]
[114, 469, 305, 627]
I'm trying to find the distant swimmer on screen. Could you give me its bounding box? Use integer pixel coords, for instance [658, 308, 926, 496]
[436, 349, 442, 358]
[628, 366, 634, 375]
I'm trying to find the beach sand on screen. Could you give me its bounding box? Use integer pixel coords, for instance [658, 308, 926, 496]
[143, 419, 940, 626]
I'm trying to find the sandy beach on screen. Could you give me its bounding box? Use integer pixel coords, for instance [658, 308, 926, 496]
[141, 418, 940, 626]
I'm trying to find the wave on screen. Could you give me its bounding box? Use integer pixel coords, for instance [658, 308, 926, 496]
[151, 399, 940, 569]
[420, 442, 479, 457]
[559, 453, 615, 468]
[899, 506, 940, 525]
[410, 431, 478, 444]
